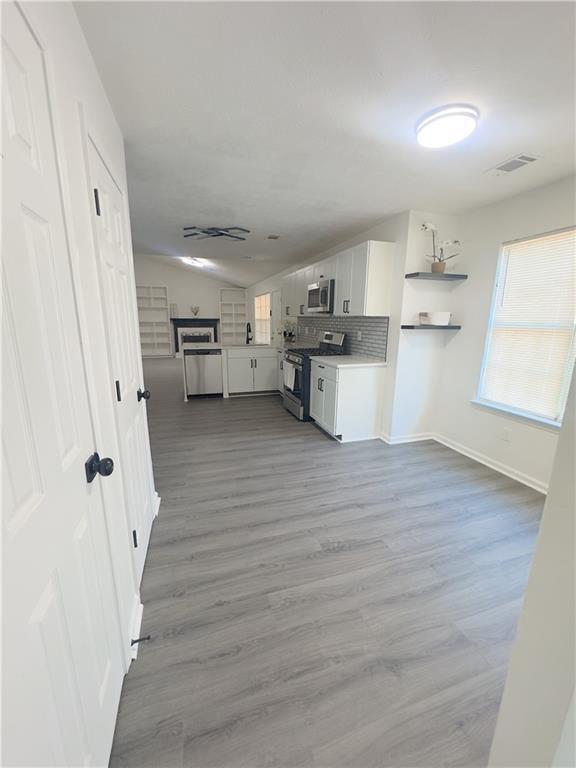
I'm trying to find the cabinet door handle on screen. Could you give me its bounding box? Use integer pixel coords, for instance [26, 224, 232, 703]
[318, 365, 325, 369]
[250, 359, 254, 368]
[300, 304, 305, 315]
[342, 300, 346, 313]
[286, 306, 290, 316]
[254, 359, 257, 368]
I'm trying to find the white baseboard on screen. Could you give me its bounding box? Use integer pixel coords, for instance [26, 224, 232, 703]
[380, 432, 435, 445]
[379, 431, 548, 494]
[432, 433, 548, 494]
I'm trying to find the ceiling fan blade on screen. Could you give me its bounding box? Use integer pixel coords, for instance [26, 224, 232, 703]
[182, 226, 201, 232]
[223, 234, 246, 241]
[226, 227, 250, 233]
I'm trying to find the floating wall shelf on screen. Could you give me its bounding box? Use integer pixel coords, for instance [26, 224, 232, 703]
[401, 324, 462, 330]
[405, 272, 468, 281]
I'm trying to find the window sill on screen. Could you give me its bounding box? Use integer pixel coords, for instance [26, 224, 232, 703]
[471, 399, 562, 431]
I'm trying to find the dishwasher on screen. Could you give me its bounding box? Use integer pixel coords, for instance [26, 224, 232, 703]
[184, 349, 223, 396]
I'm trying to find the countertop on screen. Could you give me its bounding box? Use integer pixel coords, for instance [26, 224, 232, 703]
[221, 344, 275, 349]
[310, 355, 387, 368]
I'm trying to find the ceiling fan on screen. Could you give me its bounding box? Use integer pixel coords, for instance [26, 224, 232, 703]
[182, 226, 250, 241]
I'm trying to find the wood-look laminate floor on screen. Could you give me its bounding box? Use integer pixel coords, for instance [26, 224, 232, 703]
[110, 357, 544, 768]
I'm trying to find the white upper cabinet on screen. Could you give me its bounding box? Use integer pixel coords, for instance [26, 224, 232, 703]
[281, 273, 295, 318]
[280, 242, 394, 322]
[334, 241, 394, 317]
[316, 255, 337, 281]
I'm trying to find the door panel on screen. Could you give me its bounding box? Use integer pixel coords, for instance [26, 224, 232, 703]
[335, 249, 353, 316]
[2, 3, 126, 764]
[228, 357, 254, 392]
[253, 356, 277, 391]
[309, 371, 323, 423]
[349, 248, 368, 316]
[322, 377, 339, 435]
[87, 139, 156, 581]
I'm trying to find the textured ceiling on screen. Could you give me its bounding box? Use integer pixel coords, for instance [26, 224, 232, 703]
[75, 1, 575, 286]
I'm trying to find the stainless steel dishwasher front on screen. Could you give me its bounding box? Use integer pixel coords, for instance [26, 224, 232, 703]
[184, 349, 223, 396]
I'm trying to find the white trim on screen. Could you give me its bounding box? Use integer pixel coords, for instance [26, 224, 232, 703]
[471, 398, 562, 431]
[153, 492, 161, 518]
[380, 432, 435, 445]
[130, 602, 145, 660]
[432, 433, 547, 494]
[379, 431, 548, 494]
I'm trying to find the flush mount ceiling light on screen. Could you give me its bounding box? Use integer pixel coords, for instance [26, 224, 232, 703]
[416, 105, 479, 148]
[181, 257, 205, 268]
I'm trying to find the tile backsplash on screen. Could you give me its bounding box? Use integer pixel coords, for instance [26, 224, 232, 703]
[297, 316, 389, 359]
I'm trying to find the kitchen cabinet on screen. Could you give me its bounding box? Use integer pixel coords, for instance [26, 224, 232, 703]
[310, 358, 386, 442]
[310, 363, 338, 435]
[253, 355, 278, 391]
[279, 241, 393, 322]
[282, 272, 299, 318]
[277, 349, 284, 391]
[297, 266, 314, 316]
[224, 347, 280, 395]
[227, 356, 255, 394]
[334, 241, 395, 317]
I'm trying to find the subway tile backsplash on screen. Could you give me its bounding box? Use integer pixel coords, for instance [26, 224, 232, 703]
[297, 316, 389, 359]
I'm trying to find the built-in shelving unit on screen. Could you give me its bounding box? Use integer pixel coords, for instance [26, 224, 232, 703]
[401, 324, 462, 330]
[137, 285, 172, 357]
[220, 288, 247, 345]
[405, 272, 468, 281]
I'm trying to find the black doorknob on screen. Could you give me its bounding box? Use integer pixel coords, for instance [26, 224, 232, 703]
[137, 388, 151, 401]
[85, 452, 115, 483]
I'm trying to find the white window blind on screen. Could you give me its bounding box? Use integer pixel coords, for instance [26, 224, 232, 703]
[254, 293, 271, 345]
[478, 228, 576, 424]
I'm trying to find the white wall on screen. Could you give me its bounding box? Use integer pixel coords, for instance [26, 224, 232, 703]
[432, 177, 574, 492]
[387, 210, 461, 440]
[488, 371, 575, 766]
[134, 254, 238, 318]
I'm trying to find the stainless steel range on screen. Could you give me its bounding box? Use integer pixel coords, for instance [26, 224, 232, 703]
[282, 331, 346, 420]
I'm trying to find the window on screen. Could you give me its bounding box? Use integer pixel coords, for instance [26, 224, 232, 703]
[254, 293, 271, 345]
[477, 228, 576, 426]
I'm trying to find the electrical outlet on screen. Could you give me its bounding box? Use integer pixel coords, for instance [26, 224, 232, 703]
[502, 429, 511, 443]
[357, 331, 362, 341]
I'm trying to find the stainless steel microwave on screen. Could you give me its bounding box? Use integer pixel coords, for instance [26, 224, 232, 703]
[307, 278, 335, 314]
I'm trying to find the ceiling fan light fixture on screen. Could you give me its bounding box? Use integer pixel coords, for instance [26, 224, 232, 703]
[416, 105, 479, 148]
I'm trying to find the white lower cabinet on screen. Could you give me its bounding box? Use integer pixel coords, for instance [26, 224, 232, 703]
[225, 347, 280, 395]
[310, 359, 385, 442]
[277, 349, 284, 392]
[253, 355, 278, 391]
[227, 357, 255, 393]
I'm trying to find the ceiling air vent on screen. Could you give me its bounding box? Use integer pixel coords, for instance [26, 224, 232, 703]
[267, 234, 281, 240]
[489, 154, 538, 176]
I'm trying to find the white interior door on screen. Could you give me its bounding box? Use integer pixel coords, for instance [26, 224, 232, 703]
[86, 139, 157, 582]
[2, 4, 127, 764]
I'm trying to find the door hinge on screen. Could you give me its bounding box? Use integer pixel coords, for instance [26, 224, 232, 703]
[132, 529, 138, 548]
[115, 380, 121, 401]
[93, 188, 101, 216]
